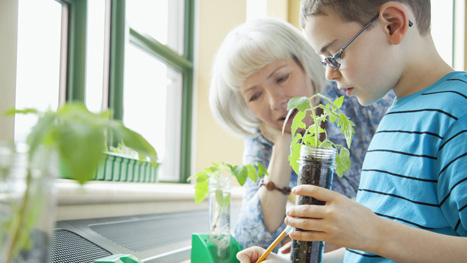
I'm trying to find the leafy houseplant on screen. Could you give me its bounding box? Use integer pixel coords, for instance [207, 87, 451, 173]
[1, 102, 158, 263]
[283, 94, 355, 263]
[188, 162, 267, 260]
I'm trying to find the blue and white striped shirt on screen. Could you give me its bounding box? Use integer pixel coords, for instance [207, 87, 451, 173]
[345, 71, 467, 262]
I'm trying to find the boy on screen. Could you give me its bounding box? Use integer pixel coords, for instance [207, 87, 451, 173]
[237, 1, 467, 262]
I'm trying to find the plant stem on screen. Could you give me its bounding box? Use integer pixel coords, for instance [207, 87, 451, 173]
[211, 204, 223, 232]
[308, 97, 320, 146]
[5, 169, 32, 263]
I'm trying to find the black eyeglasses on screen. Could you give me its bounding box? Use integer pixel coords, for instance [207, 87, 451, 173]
[321, 14, 413, 70]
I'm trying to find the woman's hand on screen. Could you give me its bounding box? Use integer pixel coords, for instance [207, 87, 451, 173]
[236, 246, 290, 263]
[285, 185, 380, 252]
[260, 122, 289, 144]
[258, 122, 293, 232]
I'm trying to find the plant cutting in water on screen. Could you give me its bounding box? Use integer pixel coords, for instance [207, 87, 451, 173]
[188, 161, 267, 251]
[283, 94, 355, 177]
[2, 102, 158, 263]
[188, 161, 267, 204]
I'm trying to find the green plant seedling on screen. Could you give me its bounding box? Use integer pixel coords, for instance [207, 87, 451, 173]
[282, 94, 355, 177]
[188, 162, 268, 204]
[188, 161, 268, 238]
[3, 102, 158, 263]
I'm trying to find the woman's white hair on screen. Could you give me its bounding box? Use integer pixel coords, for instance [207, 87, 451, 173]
[209, 18, 326, 138]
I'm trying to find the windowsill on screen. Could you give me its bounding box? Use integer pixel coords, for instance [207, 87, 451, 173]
[55, 179, 245, 221]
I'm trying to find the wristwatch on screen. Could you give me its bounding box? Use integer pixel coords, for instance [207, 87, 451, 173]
[259, 178, 291, 195]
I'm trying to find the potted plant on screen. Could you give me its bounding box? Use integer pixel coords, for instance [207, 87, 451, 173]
[0, 102, 157, 263]
[188, 161, 267, 262]
[91, 143, 160, 183]
[283, 94, 354, 263]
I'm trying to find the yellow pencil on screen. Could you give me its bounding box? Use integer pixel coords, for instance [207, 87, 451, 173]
[256, 226, 293, 263]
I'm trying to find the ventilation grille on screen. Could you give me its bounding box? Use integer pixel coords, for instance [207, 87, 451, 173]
[89, 212, 207, 252]
[49, 229, 112, 263]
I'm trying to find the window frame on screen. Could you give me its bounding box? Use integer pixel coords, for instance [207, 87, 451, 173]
[61, 0, 195, 183]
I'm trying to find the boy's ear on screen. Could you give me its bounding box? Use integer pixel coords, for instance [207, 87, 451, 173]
[379, 3, 411, 45]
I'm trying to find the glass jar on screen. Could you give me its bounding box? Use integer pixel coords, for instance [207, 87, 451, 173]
[0, 142, 58, 263]
[208, 174, 232, 260]
[291, 145, 336, 263]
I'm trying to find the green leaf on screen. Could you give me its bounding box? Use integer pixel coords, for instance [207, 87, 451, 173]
[222, 162, 233, 170]
[187, 171, 208, 183]
[335, 147, 351, 177]
[291, 111, 306, 138]
[302, 133, 317, 147]
[287, 96, 310, 112]
[288, 142, 301, 174]
[26, 112, 56, 159]
[336, 113, 356, 148]
[206, 166, 221, 174]
[319, 140, 333, 148]
[333, 96, 344, 108]
[232, 165, 248, 186]
[194, 179, 209, 203]
[246, 164, 258, 184]
[4, 108, 38, 116]
[56, 120, 106, 184]
[108, 122, 158, 166]
[256, 162, 268, 178]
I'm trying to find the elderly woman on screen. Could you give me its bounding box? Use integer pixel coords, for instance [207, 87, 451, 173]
[209, 18, 393, 250]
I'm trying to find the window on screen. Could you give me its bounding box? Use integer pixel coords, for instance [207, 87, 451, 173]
[15, 0, 62, 142]
[15, 0, 195, 183]
[123, 0, 193, 182]
[431, 0, 465, 70]
[85, 0, 106, 113]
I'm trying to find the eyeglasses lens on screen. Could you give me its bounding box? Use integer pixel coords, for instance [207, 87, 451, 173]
[324, 57, 340, 70]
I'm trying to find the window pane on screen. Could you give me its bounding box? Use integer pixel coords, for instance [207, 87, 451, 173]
[85, 0, 106, 113]
[431, 0, 453, 66]
[15, 0, 62, 142]
[126, 0, 185, 55]
[123, 44, 182, 181]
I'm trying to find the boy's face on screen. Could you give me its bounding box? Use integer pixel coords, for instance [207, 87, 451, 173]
[303, 12, 400, 106]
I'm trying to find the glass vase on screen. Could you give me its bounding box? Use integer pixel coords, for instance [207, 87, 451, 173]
[208, 174, 232, 260]
[291, 145, 336, 263]
[0, 142, 58, 263]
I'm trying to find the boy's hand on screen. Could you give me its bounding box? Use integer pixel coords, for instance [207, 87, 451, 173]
[236, 246, 289, 263]
[285, 185, 380, 252]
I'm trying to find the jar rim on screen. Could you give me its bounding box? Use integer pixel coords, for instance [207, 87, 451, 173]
[299, 145, 337, 165]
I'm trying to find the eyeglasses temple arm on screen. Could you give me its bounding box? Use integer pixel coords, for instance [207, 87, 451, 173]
[341, 14, 380, 52]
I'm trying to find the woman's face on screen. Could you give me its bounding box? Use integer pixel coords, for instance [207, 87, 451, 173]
[239, 58, 315, 133]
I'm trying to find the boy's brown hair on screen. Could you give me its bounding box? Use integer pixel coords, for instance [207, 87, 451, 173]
[300, 0, 431, 36]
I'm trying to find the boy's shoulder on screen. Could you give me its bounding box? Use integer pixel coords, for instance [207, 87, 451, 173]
[413, 71, 467, 117]
[391, 71, 467, 114]
[431, 71, 467, 97]
[443, 71, 467, 87]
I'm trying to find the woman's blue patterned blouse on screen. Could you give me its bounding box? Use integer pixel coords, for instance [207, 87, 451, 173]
[233, 81, 395, 250]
